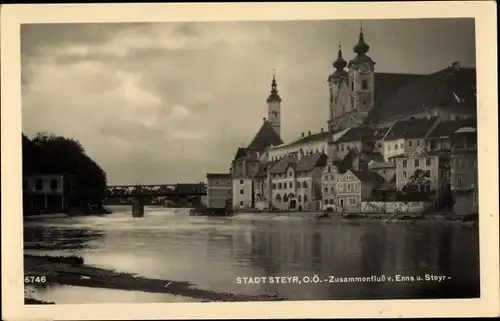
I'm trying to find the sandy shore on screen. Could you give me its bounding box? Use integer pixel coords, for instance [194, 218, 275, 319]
[24, 255, 286, 304]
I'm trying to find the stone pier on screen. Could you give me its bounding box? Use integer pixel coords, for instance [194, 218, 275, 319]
[131, 197, 144, 217]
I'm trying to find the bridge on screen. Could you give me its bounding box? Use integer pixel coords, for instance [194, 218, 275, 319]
[105, 183, 206, 217]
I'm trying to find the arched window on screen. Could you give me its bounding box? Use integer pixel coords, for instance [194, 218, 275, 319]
[298, 195, 302, 202]
[276, 194, 281, 202]
[288, 193, 295, 199]
[283, 194, 289, 202]
[302, 181, 308, 188]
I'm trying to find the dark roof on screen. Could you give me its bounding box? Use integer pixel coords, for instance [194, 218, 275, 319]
[232, 147, 247, 161]
[426, 119, 477, 139]
[287, 131, 330, 148]
[367, 66, 476, 122]
[246, 120, 283, 151]
[296, 153, 328, 172]
[254, 160, 277, 178]
[383, 117, 438, 140]
[206, 173, 231, 179]
[351, 170, 386, 185]
[269, 156, 297, 174]
[335, 126, 376, 143]
[373, 72, 425, 105]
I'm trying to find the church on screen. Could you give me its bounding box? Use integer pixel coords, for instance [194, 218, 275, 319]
[227, 26, 476, 211]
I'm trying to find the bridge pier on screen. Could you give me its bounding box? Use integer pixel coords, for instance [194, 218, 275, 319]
[131, 197, 144, 217]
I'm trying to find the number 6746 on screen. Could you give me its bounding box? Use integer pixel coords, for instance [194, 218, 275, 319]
[24, 276, 47, 284]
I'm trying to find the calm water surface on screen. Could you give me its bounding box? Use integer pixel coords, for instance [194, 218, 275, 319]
[24, 206, 480, 303]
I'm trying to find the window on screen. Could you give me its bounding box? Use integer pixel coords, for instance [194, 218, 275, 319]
[240, 180, 244, 184]
[272, 183, 276, 189]
[349, 198, 357, 205]
[458, 176, 463, 186]
[35, 179, 43, 191]
[330, 186, 335, 193]
[351, 82, 354, 91]
[240, 201, 244, 206]
[240, 189, 244, 195]
[408, 140, 413, 147]
[328, 166, 331, 173]
[289, 182, 293, 188]
[400, 143, 404, 149]
[288, 170, 293, 177]
[298, 195, 302, 202]
[424, 170, 431, 177]
[377, 143, 382, 148]
[347, 184, 352, 192]
[426, 158, 432, 166]
[403, 171, 407, 179]
[302, 181, 308, 188]
[415, 159, 420, 167]
[276, 194, 281, 202]
[339, 184, 344, 192]
[346, 175, 351, 180]
[324, 187, 328, 192]
[50, 179, 58, 191]
[303, 195, 308, 202]
[417, 140, 421, 146]
[354, 184, 359, 192]
[402, 160, 407, 168]
[395, 144, 398, 150]
[362, 79, 368, 90]
[278, 183, 282, 189]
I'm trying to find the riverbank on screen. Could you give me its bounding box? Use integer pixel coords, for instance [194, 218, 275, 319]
[24, 255, 286, 303]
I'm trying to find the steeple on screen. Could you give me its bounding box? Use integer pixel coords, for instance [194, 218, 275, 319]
[333, 42, 347, 70]
[353, 21, 370, 55]
[266, 70, 282, 103]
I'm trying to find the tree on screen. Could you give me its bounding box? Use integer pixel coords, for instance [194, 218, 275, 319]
[401, 169, 432, 202]
[23, 132, 107, 206]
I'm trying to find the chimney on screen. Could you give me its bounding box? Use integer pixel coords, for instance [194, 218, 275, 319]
[308, 131, 311, 136]
[301, 132, 305, 138]
[321, 128, 324, 133]
[262, 117, 266, 123]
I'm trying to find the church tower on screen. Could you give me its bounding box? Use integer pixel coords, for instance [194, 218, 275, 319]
[348, 24, 376, 112]
[267, 71, 282, 138]
[328, 43, 349, 126]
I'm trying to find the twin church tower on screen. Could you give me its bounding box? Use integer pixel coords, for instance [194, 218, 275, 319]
[264, 25, 376, 140]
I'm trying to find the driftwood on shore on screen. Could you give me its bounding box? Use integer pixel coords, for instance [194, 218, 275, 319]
[24, 255, 285, 303]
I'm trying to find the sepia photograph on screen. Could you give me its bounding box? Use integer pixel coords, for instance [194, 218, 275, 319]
[2, 2, 499, 320]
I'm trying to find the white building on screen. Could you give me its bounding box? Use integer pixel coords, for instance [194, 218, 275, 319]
[206, 173, 232, 208]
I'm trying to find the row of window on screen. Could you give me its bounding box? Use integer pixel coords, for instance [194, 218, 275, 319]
[338, 183, 359, 193]
[323, 174, 337, 181]
[402, 158, 433, 168]
[272, 181, 309, 190]
[24, 179, 60, 191]
[275, 194, 308, 203]
[270, 148, 326, 162]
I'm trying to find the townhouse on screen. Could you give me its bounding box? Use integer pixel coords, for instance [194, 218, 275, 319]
[336, 170, 386, 212]
[206, 173, 233, 208]
[321, 158, 339, 210]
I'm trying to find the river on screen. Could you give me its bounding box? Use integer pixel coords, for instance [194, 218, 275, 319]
[24, 206, 480, 303]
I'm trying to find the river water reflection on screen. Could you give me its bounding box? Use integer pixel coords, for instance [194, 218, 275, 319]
[24, 206, 480, 303]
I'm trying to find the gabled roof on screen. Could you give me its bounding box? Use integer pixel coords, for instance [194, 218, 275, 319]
[254, 160, 278, 178]
[296, 153, 328, 172]
[426, 118, 477, 139]
[351, 170, 386, 185]
[286, 131, 330, 148]
[367, 66, 476, 122]
[383, 117, 438, 140]
[335, 126, 377, 143]
[246, 120, 283, 151]
[269, 156, 297, 174]
[232, 147, 247, 161]
[373, 72, 425, 104]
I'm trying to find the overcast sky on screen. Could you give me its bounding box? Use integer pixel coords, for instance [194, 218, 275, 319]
[21, 18, 475, 185]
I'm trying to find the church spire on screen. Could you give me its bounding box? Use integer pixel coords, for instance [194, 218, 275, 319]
[353, 20, 370, 55]
[267, 70, 281, 103]
[333, 42, 347, 70]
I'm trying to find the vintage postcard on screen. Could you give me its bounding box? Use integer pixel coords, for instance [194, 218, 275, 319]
[1, 2, 499, 320]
